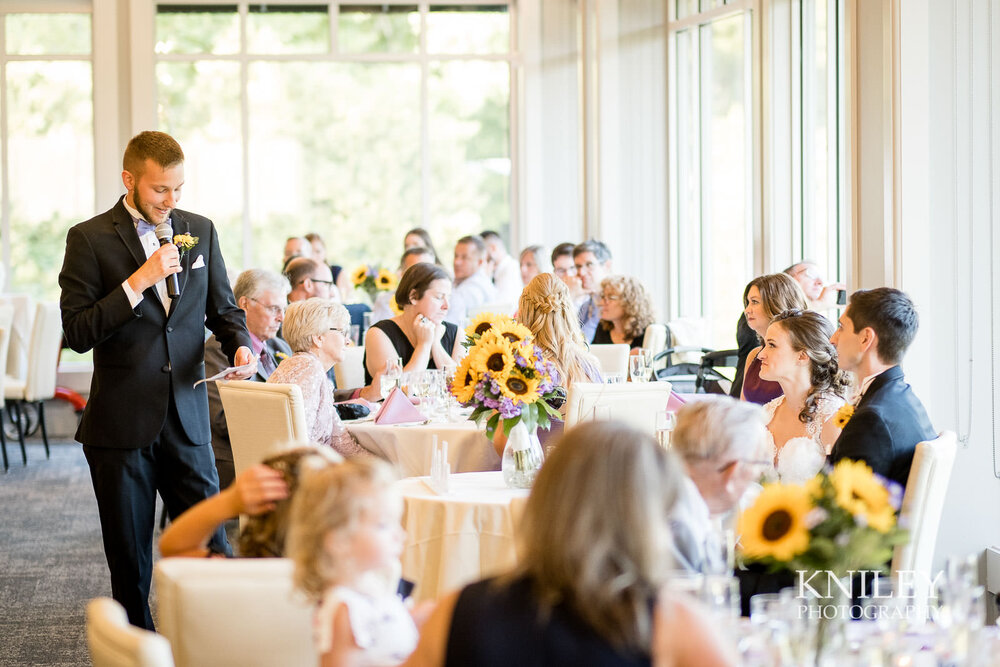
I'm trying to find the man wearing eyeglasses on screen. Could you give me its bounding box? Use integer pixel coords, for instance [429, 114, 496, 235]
[204, 269, 292, 489]
[572, 240, 613, 342]
[285, 256, 339, 303]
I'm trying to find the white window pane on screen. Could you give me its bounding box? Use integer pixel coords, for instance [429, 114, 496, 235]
[6, 13, 91, 55]
[247, 4, 329, 55]
[338, 4, 419, 54]
[7, 61, 94, 299]
[156, 5, 239, 55]
[426, 5, 509, 54]
[429, 60, 510, 251]
[247, 62, 421, 270]
[157, 61, 243, 267]
[673, 27, 703, 317]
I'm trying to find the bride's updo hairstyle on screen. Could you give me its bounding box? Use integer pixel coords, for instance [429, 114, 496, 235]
[769, 309, 851, 424]
[518, 273, 594, 386]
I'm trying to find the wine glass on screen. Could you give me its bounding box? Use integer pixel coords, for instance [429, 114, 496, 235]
[629, 355, 648, 383]
[656, 410, 676, 448]
[380, 356, 403, 400]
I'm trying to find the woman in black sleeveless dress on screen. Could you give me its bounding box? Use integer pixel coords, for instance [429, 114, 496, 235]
[363, 263, 460, 387]
[401, 421, 737, 667]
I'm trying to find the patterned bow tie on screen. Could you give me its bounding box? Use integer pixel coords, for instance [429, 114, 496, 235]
[136, 220, 157, 237]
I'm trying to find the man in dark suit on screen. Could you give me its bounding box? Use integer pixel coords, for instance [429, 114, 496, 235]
[59, 131, 255, 629]
[829, 287, 935, 488]
[205, 268, 291, 490]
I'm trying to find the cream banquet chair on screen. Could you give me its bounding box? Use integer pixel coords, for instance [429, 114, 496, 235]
[891, 431, 958, 614]
[334, 345, 366, 390]
[4, 301, 62, 459]
[0, 305, 15, 469]
[564, 381, 673, 433]
[587, 343, 630, 377]
[217, 381, 308, 478]
[641, 323, 668, 355]
[154, 558, 316, 667]
[86, 598, 174, 667]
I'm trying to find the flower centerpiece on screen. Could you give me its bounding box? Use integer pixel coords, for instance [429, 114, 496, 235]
[351, 264, 397, 303]
[737, 459, 907, 662]
[449, 313, 564, 487]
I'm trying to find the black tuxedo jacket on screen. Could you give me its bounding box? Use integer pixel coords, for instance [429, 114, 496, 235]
[59, 196, 251, 449]
[829, 365, 935, 488]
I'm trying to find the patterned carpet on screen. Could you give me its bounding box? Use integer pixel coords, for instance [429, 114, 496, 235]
[0, 440, 163, 666]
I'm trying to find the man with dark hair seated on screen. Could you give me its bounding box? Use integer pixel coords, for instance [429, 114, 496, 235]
[829, 287, 935, 488]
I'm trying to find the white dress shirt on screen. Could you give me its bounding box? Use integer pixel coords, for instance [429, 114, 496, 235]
[119, 198, 170, 310]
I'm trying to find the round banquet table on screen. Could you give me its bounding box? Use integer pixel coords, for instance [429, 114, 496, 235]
[348, 419, 500, 478]
[395, 471, 529, 602]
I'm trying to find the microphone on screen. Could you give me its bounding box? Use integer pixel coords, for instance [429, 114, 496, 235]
[154, 221, 181, 299]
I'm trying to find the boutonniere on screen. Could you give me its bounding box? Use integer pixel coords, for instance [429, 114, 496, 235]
[274, 351, 289, 361]
[173, 233, 199, 257]
[833, 403, 854, 429]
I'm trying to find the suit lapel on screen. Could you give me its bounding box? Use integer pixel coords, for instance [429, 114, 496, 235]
[112, 199, 148, 271]
[856, 365, 903, 409]
[167, 214, 191, 320]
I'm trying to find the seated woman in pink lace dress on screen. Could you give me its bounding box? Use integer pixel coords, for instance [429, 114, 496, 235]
[755, 309, 851, 483]
[268, 298, 367, 459]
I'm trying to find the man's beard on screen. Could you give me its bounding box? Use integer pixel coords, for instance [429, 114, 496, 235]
[133, 189, 171, 224]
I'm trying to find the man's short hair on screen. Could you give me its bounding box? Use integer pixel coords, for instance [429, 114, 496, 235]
[672, 396, 768, 463]
[846, 287, 919, 365]
[551, 242, 576, 265]
[480, 230, 501, 242]
[283, 257, 322, 287]
[572, 239, 612, 263]
[456, 235, 486, 256]
[233, 269, 290, 303]
[123, 131, 184, 177]
[782, 260, 817, 276]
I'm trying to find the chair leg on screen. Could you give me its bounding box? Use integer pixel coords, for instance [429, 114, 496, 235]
[0, 409, 8, 472]
[11, 402, 26, 465]
[37, 401, 50, 459]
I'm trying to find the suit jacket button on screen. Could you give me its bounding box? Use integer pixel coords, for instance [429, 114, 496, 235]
[166, 326, 173, 333]
[162, 363, 171, 373]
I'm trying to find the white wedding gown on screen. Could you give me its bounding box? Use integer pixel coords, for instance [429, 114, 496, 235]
[762, 394, 845, 484]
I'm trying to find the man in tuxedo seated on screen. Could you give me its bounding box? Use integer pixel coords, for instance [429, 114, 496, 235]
[669, 396, 770, 574]
[829, 287, 935, 488]
[205, 269, 290, 489]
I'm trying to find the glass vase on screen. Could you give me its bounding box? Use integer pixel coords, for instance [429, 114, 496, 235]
[791, 573, 851, 666]
[501, 420, 544, 489]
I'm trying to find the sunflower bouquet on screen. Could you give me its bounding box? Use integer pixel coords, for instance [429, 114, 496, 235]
[449, 313, 563, 439]
[738, 459, 907, 577]
[351, 264, 397, 303]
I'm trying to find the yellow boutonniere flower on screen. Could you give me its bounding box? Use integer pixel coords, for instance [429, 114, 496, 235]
[274, 351, 289, 361]
[833, 403, 854, 429]
[173, 233, 199, 256]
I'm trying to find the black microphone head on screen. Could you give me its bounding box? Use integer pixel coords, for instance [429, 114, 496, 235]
[154, 221, 174, 244]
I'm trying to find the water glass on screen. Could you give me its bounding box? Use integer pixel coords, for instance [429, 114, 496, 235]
[703, 574, 741, 621]
[655, 410, 676, 448]
[380, 356, 403, 400]
[629, 355, 648, 383]
[350, 324, 361, 346]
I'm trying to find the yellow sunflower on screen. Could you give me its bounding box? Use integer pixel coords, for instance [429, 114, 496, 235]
[833, 403, 854, 429]
[376, 268, 397, 291]
[465, 312, 501, 339]
[738, 483, 813, 561]
[499, 371, 541, 403]
[493, 319, 533, 345]
[351, 265, 369, 286]
[450, 355, 479, 404]
[829, 459, 895, 533]
[470, 333, 516, 380]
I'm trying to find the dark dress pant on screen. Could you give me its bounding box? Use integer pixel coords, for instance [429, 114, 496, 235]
[83, 391, 229, 629]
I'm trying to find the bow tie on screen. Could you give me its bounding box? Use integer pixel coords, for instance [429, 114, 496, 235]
[136, 220, 157, 237]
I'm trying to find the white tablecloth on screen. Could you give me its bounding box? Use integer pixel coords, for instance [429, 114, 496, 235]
[396, 471, 529, 602]
[348, 420, 500, 478]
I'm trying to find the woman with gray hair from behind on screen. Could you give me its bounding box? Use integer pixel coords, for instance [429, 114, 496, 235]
[268, 298, 367, 458]
[668, 396, 770, 575]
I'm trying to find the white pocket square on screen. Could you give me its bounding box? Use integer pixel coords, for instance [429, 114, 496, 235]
[191, 255, 205, 269]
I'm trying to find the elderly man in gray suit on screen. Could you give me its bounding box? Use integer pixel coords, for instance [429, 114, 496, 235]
[204, 268, 291, 489]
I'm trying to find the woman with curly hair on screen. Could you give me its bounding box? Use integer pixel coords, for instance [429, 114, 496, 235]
[593, 275, 655, 352]
[756, 309, 852, 483]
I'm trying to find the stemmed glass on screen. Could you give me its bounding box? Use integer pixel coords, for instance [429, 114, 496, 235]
[380, 356, 403, 400]
[655, 410, 676, 448]
[629, 355, 648, 383]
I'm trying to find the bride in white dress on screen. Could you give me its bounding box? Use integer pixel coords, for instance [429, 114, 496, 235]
[755, 309, 852, 483]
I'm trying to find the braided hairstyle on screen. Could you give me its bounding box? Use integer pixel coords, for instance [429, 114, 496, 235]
[518, 273, 595, 386]
[769, 309, 852, 424]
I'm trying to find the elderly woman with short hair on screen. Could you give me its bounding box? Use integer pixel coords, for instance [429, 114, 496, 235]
[669, 396, 770, 574]
[268, 298, 366, 458]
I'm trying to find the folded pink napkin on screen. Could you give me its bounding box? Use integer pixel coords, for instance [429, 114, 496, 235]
[375, 386, 426, 425]
[666, 391, 687, 413]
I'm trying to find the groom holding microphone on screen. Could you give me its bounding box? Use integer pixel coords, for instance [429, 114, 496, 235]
[59, 131, 255, 629]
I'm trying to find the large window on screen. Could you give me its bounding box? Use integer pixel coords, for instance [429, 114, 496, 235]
[154, 2, 515, 272]
[0, 9, 94, 300]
